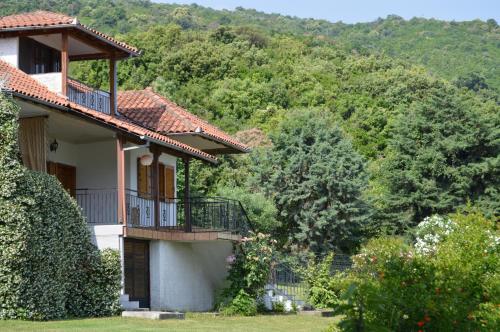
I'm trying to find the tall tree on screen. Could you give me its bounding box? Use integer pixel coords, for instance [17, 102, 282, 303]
[255, 109, 372, 253]
[379, 87, 500, 230]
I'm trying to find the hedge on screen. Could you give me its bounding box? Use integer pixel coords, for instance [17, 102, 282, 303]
[0, 92, 121, 320]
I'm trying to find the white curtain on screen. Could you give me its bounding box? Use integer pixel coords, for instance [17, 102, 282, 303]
[18, 116, 47, 172]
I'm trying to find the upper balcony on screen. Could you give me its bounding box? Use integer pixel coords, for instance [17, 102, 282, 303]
[0, 12, 139, 115]
[67, 78, 111, 114]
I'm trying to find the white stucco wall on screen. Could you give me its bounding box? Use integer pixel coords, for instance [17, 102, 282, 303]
[30, 73, 63, 94]
[46, 138, 117, 189]
[47, 137, 78, 166]
[149, 240, 233, 311]
[0, 37, 18, 68]
[77, 140, 117, 189]
[88, 225, 124, 250]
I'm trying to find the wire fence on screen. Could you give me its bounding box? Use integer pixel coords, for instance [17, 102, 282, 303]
[266, 253, 352, 306]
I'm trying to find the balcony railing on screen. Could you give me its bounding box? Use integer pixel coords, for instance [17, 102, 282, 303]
[75, 189, 253, 235]
[67, 79, 110, 114]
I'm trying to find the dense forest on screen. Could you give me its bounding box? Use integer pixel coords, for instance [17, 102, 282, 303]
[1, 0, 498, 254]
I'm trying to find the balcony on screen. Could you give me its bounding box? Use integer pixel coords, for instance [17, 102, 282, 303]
[67, 79, 111, 114]
[75, 189, 252, 236]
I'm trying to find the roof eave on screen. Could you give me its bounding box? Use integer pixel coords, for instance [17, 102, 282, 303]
[9, 92, 216, 164]
[0, 25, 140, 58]
[168, 132, 250, 154]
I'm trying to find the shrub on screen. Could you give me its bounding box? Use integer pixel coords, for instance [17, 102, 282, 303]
[0, 92, 121, 320]
[334, 210, 499, 331]
[303, 254, 339, 309]
[217, 232, 275, 315]
[222, 290, 257, 316]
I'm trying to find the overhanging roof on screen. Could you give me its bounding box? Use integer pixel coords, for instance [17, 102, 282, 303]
[0, 11, 139, 60]
[118, 89, 250, 154]
[0, 59, 216, 163]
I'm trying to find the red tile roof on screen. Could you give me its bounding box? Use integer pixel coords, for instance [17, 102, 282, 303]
[0, 60, 216, 163]
[0, 11, 139, 55]
[118, 89, 249, 153]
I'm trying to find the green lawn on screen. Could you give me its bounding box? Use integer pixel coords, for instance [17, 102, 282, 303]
[0, 313, 337, 332]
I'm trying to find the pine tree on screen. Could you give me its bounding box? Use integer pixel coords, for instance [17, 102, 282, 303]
[379, 88, 500, 230]
[256, 109, 371, 253]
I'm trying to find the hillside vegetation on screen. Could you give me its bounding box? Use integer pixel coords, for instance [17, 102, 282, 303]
[0, 0, 498, 253]
[1, 0, 499, 89]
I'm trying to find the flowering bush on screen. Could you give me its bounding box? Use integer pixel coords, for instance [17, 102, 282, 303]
[414, 215, 455, 255]
[217, 232, 276, 315]
[334, 210, 499, 331]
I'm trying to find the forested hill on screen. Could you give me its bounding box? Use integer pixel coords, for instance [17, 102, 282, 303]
[1, 0, 499, 90]
[1, 0, 499, 252]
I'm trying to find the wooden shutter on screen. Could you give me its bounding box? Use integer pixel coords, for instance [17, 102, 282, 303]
[165, 166, 175, 200]
[158, 163, 165, 200]
[137, 158, 150, 198]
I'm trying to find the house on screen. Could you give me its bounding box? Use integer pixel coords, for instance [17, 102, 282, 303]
[0, 11, 251, 312]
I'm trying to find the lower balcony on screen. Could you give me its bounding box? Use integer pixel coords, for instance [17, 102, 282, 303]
[75, 189, 252, 239]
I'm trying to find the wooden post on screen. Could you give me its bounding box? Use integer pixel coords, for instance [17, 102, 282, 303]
[61, 32, 68, 96]
[183, 158, 191, 232]
[116, 135, 126, 224]
[109, 57, 117, 116]
[151, 145, 160, 230]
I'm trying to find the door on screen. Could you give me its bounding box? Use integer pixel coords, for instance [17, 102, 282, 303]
[47, 161, 76, 197]
[124, 238, 150, 308]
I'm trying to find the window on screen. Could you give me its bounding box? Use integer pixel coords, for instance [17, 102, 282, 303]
[19, 37, 61, 74]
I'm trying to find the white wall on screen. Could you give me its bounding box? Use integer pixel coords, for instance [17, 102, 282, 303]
[47, 137, 78, 166]
[88, 225, 124, 250]
[149, 240, 232, 311]
[0, 37, 18, 68]
[31, 73, 63, 94]
[77, 140, 117, 189]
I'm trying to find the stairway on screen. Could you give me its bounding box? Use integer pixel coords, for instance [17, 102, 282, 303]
[120, 294, 145, 311]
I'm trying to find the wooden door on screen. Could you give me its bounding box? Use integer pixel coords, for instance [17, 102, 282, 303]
[124, 238, 150, 308]
[47, 161, 76, 197]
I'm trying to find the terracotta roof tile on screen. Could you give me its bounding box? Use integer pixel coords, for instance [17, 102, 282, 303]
[0, 11, 138, 55]
[118, 89, 249, 153]
[0, 60, 215, 163]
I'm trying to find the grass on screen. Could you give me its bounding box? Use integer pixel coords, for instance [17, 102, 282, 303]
[0, 313, 338, 332]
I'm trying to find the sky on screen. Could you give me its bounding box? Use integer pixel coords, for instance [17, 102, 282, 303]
[155, 0, 499, 24]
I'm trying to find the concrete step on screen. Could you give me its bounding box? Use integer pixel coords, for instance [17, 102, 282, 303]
[122, 311, 185, 320]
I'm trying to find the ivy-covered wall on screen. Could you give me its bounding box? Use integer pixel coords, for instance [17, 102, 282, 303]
[0, 92, 121, 320]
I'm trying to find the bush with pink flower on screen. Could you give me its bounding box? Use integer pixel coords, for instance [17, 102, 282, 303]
[216, 232, 276, 315]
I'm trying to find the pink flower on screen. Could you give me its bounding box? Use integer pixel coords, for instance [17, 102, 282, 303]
[225, 254, 236, 264]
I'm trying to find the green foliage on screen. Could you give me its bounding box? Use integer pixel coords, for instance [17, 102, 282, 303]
[0, 1, 498, 253]
[334, 210, 500, 331]
[218, 232, 275, 315]
[216, 185, 278, 233]
[221, 290, 257, 317]
[303, 254, 339, 309]
[0, 93, 121, 320]
[378, 88, 500, 230]
[256, 109, 372, 253]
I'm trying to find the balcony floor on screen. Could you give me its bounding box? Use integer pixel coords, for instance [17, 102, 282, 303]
[123, 226, 241, 242]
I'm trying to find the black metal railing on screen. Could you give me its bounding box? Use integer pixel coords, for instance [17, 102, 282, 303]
[75, 188, 252, 235]
[67, 79, 110, 114]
